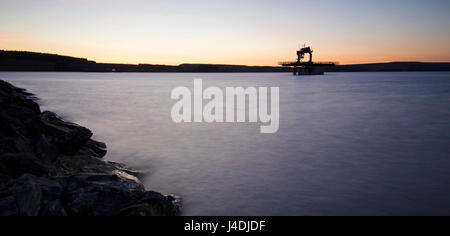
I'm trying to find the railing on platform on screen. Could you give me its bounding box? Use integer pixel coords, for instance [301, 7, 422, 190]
[278, 61, 338, 66]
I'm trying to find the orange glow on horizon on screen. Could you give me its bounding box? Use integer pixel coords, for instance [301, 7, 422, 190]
[2, 43, 449, 66]
[2, 38, 450, 66]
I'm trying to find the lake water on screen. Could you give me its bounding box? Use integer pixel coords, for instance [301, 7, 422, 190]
[1, 72, 450, 216]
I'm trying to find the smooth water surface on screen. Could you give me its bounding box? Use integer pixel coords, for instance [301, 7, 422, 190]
[2, 72, 450, 215]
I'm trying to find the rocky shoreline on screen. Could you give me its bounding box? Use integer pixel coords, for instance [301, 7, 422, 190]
[0, 80, 181, 216]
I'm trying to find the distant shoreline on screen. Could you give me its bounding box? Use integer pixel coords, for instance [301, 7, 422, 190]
[2, 50, 450, 73]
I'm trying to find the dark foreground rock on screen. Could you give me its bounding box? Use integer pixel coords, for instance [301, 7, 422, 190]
[0, 80, 181, 216]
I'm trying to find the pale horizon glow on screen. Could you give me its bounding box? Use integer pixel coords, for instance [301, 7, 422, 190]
[1, 0, 449, 66]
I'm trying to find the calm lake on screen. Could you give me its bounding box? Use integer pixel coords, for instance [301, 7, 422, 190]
[2, 72, 450, 215]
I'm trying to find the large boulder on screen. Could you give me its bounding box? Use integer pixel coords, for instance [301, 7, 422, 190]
[120, 191, 182, 216]
[40, 112, 93, 155]
[83, 139, 107, 158]
[62, 171, 145, 216]
[1, 174, 65, 216]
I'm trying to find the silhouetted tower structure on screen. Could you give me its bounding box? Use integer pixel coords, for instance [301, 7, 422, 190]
[297, 46, 313, 64]
[280, 46, 335, 75]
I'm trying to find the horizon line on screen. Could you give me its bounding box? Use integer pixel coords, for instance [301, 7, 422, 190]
[2, 49, 450, 67]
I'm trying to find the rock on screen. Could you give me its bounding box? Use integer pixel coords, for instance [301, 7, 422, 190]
[0, 153, 48, 182]
[84, 139, 107, 158]
[0, 138, 18, 154]
[0, 188, 18, 216]
[40, 200, 67, 216]
[8, 174, 66, 216]
[54, 156, 147, 216]
[0, 174, 67, 216]
[107, 161, 146, 180]
[57, 125, 93, 154]
[33, 134, 59, 162]
[41, 111, 93, 154]
[0, 194, 18, 216]
[0, 81, 40, 115]
[41, 111, 61, 123]
[120, 191, 182, 216]
[41, 119, 93, 155]
[62, 171, 145, 216]
[0, 113, 18, 137]
[9, 175, 43, 216]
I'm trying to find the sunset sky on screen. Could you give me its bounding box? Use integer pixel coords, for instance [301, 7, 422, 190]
[1, 0, 449, 66]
